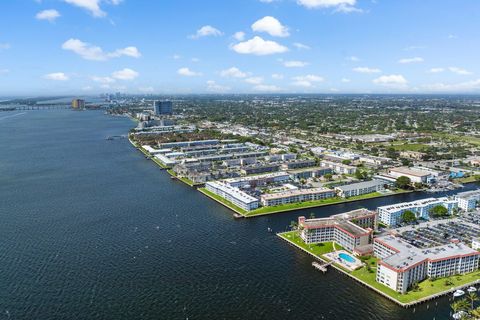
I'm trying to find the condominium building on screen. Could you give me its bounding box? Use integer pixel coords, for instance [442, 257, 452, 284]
[298, 209, 375, 252]
[288, 167, 332, 180]
[223, 172, 290, 188]
[377, 197, 458, 227]
[153, 100, 173, 115]
[455, 190, 480, 211]
[320, 160, 357, 175]
[260, 188, 335, 206]
[335, 180, 386, 198]
[205, 181, 259, 211]
[71, 98, 85, 109]
[374, 235, 480, 293]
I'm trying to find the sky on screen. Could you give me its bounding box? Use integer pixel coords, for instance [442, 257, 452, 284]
[0, 0, 480, 95]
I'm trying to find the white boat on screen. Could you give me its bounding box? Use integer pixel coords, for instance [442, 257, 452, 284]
[467, 287, 477, 293]
[452, 311, 467, 319]
[453, 289, 465, 297]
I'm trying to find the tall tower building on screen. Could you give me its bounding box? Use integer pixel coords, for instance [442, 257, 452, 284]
[72, 99, 85, 109]
[153, 100, 173, 115]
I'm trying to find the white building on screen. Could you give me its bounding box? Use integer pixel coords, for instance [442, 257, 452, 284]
[377, 197, 458, 227]
[205, 181, 259, 211]
[473, 238, 480, 250]
[455, 190, 480, 211]
[260, 188, 335, 206]
[298, 209, 376, 252]
[374, 235, 480, 293]
[223, 172, 290, 188]
[320, 160, 357, 175]
[335, 180, 385, 198]
[388, 167, 434, 184]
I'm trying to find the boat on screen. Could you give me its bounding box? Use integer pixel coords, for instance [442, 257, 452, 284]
[467, 287, 477, 293]
[453, 289, 465, 297]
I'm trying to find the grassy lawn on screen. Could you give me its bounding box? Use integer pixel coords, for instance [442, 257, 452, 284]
[198, 188, 247, 215]
[245, 191, 406, 217]
[278, 231, 341, 257]
[280, 231, 480, 304]
[454, 176, 480, 184]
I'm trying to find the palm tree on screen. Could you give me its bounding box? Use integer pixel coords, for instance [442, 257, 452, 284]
[451, 299, 470, 314]
[470, 306, 480, 319]
[467, 292, 478, 311]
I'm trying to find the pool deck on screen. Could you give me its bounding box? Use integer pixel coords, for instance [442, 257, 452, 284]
[277, 231, 480, 308]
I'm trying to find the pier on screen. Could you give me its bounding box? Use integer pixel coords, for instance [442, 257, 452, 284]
[312, 261, 333, 273]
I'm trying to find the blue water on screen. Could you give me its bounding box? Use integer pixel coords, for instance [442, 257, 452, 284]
[1, 110, 478, 319]
[339, 252, 356, 263]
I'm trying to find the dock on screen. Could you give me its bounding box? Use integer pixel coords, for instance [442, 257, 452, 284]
[312, 261, 332, 273]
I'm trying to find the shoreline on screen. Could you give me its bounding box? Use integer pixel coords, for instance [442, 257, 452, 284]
[277, 231, 480, 308]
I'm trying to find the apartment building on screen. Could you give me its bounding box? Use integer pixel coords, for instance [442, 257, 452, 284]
[205, 181, 259, 211]
[260, 188, 335, 206]
[335, 180, 386, 198]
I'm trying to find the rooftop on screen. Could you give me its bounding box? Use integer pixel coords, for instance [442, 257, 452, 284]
[335, 179, 384, 192]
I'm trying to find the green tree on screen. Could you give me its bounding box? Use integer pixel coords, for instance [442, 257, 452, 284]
[429, 205, 449, 218]
[466, 292, 478, 311]
[401, 210, 416, 223]
[395, 176, 411, 189]
[451, 299, 470, 314]
[342, 159, 352, 165]
[289, 221, 298, 231]
[309, 212, 316, 219]
[324, 173, 333, 181]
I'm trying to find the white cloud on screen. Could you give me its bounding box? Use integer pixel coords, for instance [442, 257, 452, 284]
[63, 0, 121, 17]
[0, 69, 10, 75]
[346, 56, 359, 62]
[283, 60, 309, 68]
[341, 78, 351, 83]
[91, 76, 116, 83]
[272, 73, 284, 80]
[398, 57, 424, 64]
[422, 79, 480, 92]
[191, 57, 200, 62]
[251, 16, 289, 37]
[233, 31, 246, 41]
[220, 67, 247, 78]
[297, 0, 360, 13]
[138, 86, 154, 93]
[189, 25, 223, 39]
[206, 80, 230, 92]
[253, 84, 282, 92]
[373, 74, 407, 87]
[245, 77, 263, 84]
[172, 54, 181, 60]
[36, 9, 61, 22]
[177, 67, 202, 77]
[259, 0, 276, 2]
[292, 74, 324, 87]
[293, 42, 311, 50]
[112, 68, 139, 80]
[44, 72, 69, 81]
[62, 38, 141, 61]
[353, 66, 381, 74]
[428, 68, 445, 73]
[0, 43, 11, 51]
[232, 36, 288, 55]
[82, 85, 93, 91]
[448, 67, 472, 75]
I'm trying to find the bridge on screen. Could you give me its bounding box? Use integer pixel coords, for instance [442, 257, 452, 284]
[10, 105, 71, 111]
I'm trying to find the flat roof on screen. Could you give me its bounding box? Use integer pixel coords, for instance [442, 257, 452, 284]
[335, 179, 384, 192]
[389, 167, 431, 177]
[206, 181, 259, 204]
[376, 235, 479, 271]
[300, 209, 375, 237]
[456, 190, 480, 200]
[377, 197, 454, 213]
[261, 187, 334, 200]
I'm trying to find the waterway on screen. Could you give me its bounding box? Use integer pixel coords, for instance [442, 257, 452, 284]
[0, 110, 477, 320]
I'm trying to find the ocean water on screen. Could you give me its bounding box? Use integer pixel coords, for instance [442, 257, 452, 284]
[0, 110, 474, 320]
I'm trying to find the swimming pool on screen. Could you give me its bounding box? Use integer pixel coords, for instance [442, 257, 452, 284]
[339, 252, 356, 263]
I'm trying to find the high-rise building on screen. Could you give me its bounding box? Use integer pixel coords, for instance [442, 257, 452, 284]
[153, 100, 173, 115]
[72, 99, 85, 109]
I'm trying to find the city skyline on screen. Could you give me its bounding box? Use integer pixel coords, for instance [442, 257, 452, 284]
[1, 0, 480, 95]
